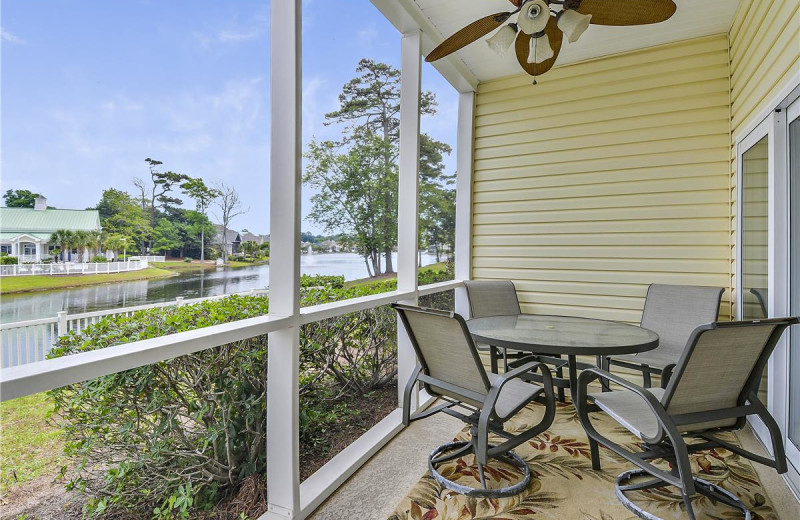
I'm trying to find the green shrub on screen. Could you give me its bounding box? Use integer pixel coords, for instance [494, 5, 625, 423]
[183, 257, 192, 262]
[0, 255, 18, 265]
[300, 274, 345, 289]
[48, 267, 454, 518]
[90, 255, 107, 263]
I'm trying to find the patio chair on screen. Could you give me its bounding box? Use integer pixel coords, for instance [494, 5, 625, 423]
[601, 284, 723, 388]
[464, 280, 567, 401]
[393, 303, 556, 498]
[576, 317, 799, 520]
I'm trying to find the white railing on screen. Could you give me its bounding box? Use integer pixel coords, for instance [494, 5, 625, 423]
[0, 260, 148, 277]
[0, 289, 270, 368]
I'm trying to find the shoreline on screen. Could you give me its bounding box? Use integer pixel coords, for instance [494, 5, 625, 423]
[0, 259, 271, 296]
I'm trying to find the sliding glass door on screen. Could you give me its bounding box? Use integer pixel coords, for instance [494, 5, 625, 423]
[740, 129, 770, 404]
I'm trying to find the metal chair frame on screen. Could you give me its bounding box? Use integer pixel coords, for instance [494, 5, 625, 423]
[394, 303, 556, 498]
[601, 284, 724, 389]
[576, 317, 798, 520]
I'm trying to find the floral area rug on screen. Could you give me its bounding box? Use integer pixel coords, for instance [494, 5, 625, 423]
[388, 398, 778, 520]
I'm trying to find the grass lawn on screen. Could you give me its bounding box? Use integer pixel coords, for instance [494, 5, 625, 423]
[0, 267, 174, 295]
[343, 262, 449, 289]
[0, 393, 65, 493]
[153, 259, 268, 271]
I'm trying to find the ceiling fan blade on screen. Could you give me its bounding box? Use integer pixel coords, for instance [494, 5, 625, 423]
[577, 0, 677, 26]
[426, 12, 512, 62]
[514, 17, 563, 77]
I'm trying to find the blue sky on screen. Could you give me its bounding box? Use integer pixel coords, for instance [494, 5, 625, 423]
[1, 0, 458, 235]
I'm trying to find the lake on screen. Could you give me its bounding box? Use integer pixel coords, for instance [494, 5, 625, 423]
[1, 252, 442, 323]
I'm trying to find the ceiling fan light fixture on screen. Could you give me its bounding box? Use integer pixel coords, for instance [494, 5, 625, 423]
[557, 9, 592, 43]
[528, 33, 554, 64]
[486, 23, 518, 54]
[517, 0, 550, 35]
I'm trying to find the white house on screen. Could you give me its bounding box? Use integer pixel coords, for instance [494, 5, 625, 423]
[0, 197, 102, 262]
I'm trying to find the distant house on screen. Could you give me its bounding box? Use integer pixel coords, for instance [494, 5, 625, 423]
[213, 224, 242, 256]
[240, 231, 270, 245]
[317, 240, 340, 252]
[0, 197, 102, 262]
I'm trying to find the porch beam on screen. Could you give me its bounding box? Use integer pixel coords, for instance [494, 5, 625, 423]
[397, 28, 422, 408]
[454, 91, 475, 317]
[265, 0, 302, 517]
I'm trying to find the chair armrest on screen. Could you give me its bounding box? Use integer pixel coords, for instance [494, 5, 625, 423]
[576, 367, 670, 444]
[661, 363, 676, 389]
[484, 357, 555, 413]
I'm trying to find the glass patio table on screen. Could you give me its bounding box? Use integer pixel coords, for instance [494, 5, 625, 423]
[467, 315, 659, 401]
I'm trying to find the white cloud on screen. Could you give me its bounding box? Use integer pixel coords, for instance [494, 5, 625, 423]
[1, 29, 26, 45]
[218, 29, 262, 42]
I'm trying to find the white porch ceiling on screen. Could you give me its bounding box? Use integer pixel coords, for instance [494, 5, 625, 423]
[410, 0, 742, 83]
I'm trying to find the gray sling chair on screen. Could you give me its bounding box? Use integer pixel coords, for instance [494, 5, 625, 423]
[393, 303, 556, 498]
[576, 317, 799, 520]
[463, 280, 568, 402]
[601, 284, 724, 389]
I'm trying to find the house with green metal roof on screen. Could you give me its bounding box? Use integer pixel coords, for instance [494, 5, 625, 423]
[0, 196, 101, 262]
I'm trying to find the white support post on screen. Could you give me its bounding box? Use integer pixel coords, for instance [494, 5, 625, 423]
[454, 91, 475, 317]
[57, 311, 68, 337]
[265, 0, 302, 517]
[397, 29, 422, 408]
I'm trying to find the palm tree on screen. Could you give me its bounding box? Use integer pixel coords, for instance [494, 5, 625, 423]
[49, 229, 74, 262]
[103, 234, 127, 261]
[72, 230, 91, 261]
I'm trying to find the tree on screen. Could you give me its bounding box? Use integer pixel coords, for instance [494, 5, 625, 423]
[241, 240, 259, 260]
[212, 182, 248, 263]
[96, 189, 151, 253]
[152, 219, 182, 255]
[3, 189, 42, 208]
[304, 130, 396, 277]
[181, 178, 220, 263]
[103, 234, 130, 261]
[305, 59, 447, 276]
[49, 229, 75, 262]
[133, 158, 191, 238]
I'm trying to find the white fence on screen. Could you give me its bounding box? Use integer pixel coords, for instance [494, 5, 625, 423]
[0, 289, 268, 368]
[130, 256, 166, 262]
[0, 260, 148, 277]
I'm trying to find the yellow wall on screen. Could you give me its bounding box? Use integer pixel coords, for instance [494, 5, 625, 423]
[728, 0, 800, 317]
[471, 35, 732, 323]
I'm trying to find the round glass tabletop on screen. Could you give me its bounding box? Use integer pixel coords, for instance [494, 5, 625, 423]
[467, 314, 658, 356]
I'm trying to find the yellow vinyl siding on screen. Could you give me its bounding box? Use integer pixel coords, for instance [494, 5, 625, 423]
[728, 0, 800, 317]
[471, 35, 732, 323]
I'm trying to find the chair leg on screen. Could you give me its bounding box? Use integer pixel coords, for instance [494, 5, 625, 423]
[642, 367, 652, 388]
[682, 492, 697, 520]
[556, 365, 566, 402]
[477, 461, 488, 489]
[599, 357, 611, 392]
[503, 348, 509, 372]
[589, 437, 601, 470]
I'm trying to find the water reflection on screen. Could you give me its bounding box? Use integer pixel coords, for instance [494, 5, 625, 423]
[1, 253, 441, 323]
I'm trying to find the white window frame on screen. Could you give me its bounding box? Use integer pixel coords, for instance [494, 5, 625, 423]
[0, 244, 12, 255]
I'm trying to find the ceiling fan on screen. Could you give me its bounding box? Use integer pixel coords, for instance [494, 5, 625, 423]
[426, 0, 678, 82]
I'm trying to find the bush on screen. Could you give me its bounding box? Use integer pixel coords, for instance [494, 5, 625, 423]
[49, 267, 454, 518]
[183, 257, 192, 263]
[0, 255, 19, 265]
[90, 255, 107, 263]
[300, 274, 345, 289]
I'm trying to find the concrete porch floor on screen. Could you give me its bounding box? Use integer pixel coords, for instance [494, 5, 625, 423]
[309, 407, 800, 519]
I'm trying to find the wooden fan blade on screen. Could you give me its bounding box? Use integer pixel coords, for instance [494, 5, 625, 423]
[514, 17, 563, 77]
[426, 12, 512, 62]
[577, 0, 677, 26]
